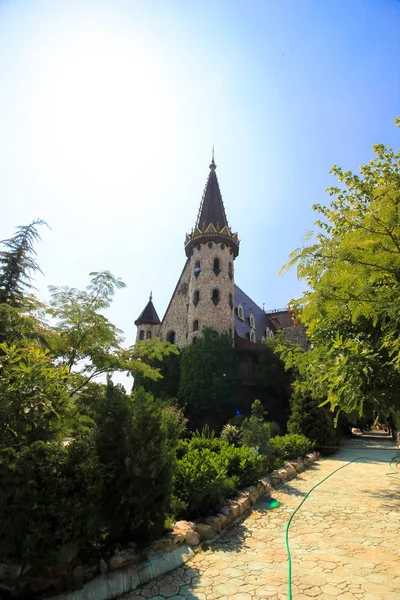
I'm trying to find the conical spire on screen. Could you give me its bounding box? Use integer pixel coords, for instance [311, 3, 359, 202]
[134, 293, 161, 326]
[196, 151, 229, 231]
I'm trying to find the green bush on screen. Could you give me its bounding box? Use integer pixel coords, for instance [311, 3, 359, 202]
[219, 443, 267, 488]
[0, 439, 101, 565]
[173, 447, 237, 515]
[270, 434, 314, 461]
[220, 423, 242, 446]
[173, 435, 271, 516]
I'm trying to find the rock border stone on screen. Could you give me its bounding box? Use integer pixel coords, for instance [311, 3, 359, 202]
[1, 452, 320, 600]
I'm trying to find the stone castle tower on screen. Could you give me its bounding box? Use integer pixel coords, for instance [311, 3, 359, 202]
[134, 155, 307, 350]
[184, 155, 239, 344]
[134, 155, 239, 347]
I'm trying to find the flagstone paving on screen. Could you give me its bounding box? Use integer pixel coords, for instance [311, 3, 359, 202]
[121, 435, 400, 600]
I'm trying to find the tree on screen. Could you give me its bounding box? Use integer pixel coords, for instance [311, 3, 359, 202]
[253, 339, 292, 428]
[241, 399, 281, 450]
[0, 220, 46, 307]
[132, 337, 180, 399]
[280, 118, 400, 418]
[0, 343, 73, 447]
[96, 381, 176, 541]
[179, 329, 236, 429]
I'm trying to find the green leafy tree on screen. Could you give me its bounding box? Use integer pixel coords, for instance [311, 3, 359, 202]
[132, 337, 180, 399]
[0, 220, 46, 307]
[179, 329, 236, 429]
[0, 343, 73, 447]
[280, 118, 400, 418]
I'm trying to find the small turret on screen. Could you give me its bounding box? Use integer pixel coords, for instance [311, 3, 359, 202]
[134, 292, 161, 342]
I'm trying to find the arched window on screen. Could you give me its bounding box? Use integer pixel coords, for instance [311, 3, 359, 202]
[250, 330, 256, 343]
[249, 314, 255, 329]
[167, 331, 176, 344]
[228, 262, 233, 280]
[193, 290, 200, 306]
[195, 260, 200, 269]
[139, 330, 145, 340]
[212, 330, 219, 339]
[146, 331, 152, 339]
[229, 293, 233, 310]
[212, 288, 220, 305]
[194, 260, 201, 278]
[192, 336, 198, 345]
[193, 319, 199, 332]
[238, 304, 244, 320]
[229, 328, 232, 337]
[213, 257, 220, 275]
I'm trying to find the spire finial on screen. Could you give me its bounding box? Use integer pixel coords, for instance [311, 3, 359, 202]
[149, 291, 152, 301]
[210, 146, 216, 170]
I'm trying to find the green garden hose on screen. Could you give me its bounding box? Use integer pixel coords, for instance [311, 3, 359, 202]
[284, 451, 400, 600]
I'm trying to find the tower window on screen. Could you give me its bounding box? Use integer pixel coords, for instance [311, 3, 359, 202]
[139, 330, 145, 340]
[193, 319, 199, 332]
[213, 257, 220, 275]
[229, 293, 233, 310]
[167, 331, 176, 344]
[195, 260, 200, 268]
[146, 331, 152, 339]
[193, 290, 200, 306]
[238, 304, 244, 320]
[249, 314, 255, 329]
[194, 260, 201, 278]
[228, 262, 233, 280]
[212, 289, 220, 306]
[208, 242, 213, 248]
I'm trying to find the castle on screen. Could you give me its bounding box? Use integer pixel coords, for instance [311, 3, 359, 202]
[135, 156, 306, 349]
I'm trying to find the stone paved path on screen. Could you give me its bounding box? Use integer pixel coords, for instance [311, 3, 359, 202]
[122, 435, 400, 600]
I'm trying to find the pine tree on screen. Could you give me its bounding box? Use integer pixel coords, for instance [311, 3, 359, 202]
[0, 219, 46, 307]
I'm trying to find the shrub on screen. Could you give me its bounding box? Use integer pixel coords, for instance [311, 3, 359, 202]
[173, 447, 237, 515]
[173, 435, 273, 516]
[0, 439, 101, 565]
[219, 443, 267, 488]
[220, 424, 242, 446]
[270, 434, 314, 461]
[161, 404, 188, 442]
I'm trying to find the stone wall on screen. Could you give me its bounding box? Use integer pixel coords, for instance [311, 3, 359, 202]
[282, 324, 309, 350]
[158, 260, 191, 349]
[187, 241, 235, 344]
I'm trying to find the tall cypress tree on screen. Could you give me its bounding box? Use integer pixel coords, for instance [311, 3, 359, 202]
[0, 219, 46, 307]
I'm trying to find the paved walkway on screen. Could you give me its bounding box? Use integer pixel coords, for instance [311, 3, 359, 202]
[122, 435, 400, 600]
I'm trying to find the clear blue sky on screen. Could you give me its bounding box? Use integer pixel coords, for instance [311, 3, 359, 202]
[1, 0, 399, 346]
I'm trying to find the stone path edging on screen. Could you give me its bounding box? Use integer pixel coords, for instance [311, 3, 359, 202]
[52, 451, 320, 600]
